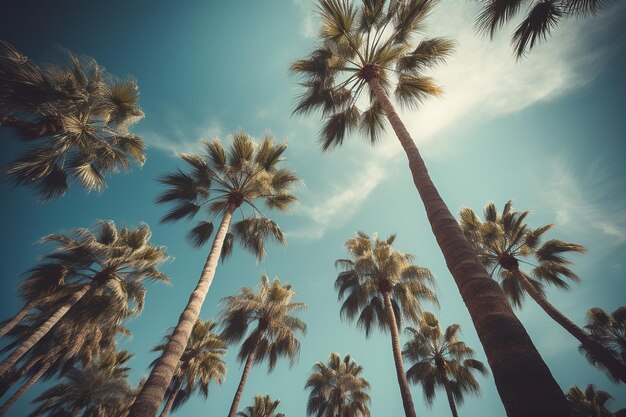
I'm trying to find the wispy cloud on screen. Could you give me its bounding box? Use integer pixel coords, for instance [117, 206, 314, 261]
[141, 118, 222, 157]
[291, 1, 624, 240]
[541, 158, 626, 248]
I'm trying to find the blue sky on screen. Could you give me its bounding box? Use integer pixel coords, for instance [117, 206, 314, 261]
[1, 1, 625, 416]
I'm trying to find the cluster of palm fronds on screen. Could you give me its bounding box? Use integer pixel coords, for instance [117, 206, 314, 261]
[1, 0, 622, 417]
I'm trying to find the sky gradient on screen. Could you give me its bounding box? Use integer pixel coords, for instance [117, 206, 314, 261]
[1, 1, 625, 416]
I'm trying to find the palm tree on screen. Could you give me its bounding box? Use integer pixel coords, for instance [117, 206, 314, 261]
[237, 395, 285, 417]
[26, 350, 133, 417]
[403, 312, 488, 417]
[130, 132, 299, 417]
[460, 201, 626, 382]
[335, 232, 436, 417]
[291, 3, 569, 415]
[305, 353, 371, 417]
[151, 320, 227, 417]
[475, 0, 614, 58]
[567, 384, 626, 417]
[581, 307, 626, 381]
[0, 312, 129, 416]
[0, 41, 146, 200]
[0, 221, 169, 376]
[220, 275, 306, 417]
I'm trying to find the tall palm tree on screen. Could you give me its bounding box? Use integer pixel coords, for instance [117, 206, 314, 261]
[151, 320, 227, 417]
[475, 0, 614, 58]
[291, 2, 569, 415]
[335, 232, 437, 417]
[460, 201, 626, 382]
[0, 41, 146, 200]
[403, 312, 488, 417]
[26, 350, 133, 417]
[335, 232, 436, 417]
[220, 275, 306, 417]
[0, 221, 169, 376]
[305, 353, 371, 417]
[130, 132, 299, 417]
[581, 307, 626, 381]
[237, 394, 285, 417]
[567, 384, 626, 417]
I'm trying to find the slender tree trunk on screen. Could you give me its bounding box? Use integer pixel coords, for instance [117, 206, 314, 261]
[226, 351, 256, 417]
[0, 299, 38, 338]
[368, 77, 569, 417]
[0, 282, 94, 376]
[514, 269, 626, 383]
[382, 292, 418, 417]
[442, 378, 459, 417]
[0, 114, 62, 138]
[0, 343, 63, 398]
[158, 384, 181, 417]
[0, 358, 52, 416]
[129, 206, 235, 417]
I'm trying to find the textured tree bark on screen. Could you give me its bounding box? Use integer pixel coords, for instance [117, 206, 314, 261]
[382, 292, 418, 417]
[515, 269, 626, 382]
[0, 358, 52, 416]
[226, 351, 256, 417]
[129, 206, 235, 417]
[0, 282, 94, 376]
[0, 114, 62, 138]
[369, 77, 569, 417]
[158, 383, 181, 417]
[0, 299, 38, 338]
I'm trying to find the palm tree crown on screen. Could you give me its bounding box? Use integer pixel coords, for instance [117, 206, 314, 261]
[220, 275, 307, 370]
[156, 131, 300, 260]
[151, 319, 227, 415]
[582, 307, 626, 379]
[567, 384, 626, 417]
[335, 232, 437, 334]
[460, 201, 584, 307]
[0, 41, 146, 200]
[237, 394, 285, 417]
[404, 312, 488, 410]
[305, 353, 371, 417]
[475, 0, 613, 58]
[291, 0, 454, 150]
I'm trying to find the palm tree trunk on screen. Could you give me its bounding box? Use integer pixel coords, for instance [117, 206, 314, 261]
[158, 384, 181, 417]
[442, 379, 459, 417]
[514, 269, 626, 382]
[0, 343, 63, 398]
[129, 205, 236, 417]
[368, 77, 569, 417]
[382, 292, 418, 417]
[0, 358, 52, 416]
[0, 299, 38, 338]
[226, 351, 256, 417]
[0, 282, 95, 376]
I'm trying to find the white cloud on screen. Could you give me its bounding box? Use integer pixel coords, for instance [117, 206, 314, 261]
[541, 158, 626, 247]
[288, 162, 386, 240]
[142, 119, 222, 157]
[291, 1, 624, 240]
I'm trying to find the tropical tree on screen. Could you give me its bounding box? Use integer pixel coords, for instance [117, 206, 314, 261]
[0, 41, 146, 200]
[130, 131, 299, 417]
[151, 319, 227, 417]
[305, 353, 371, 417]
[581, 307, 626, 381]
[291, 2, 569, 415]
[403, 312, 488, 417]
[220, 275, 306, 417]
[0, 310, 129, 416]
[0, 221, 169, 376]
[460, 201, 626, 382]
[567, 384, 626, 417]
[335, 232, 436, 417]
[26, 350, 133, 417]
[475, 0, 614, 58]
[237, 394, 285, 417]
